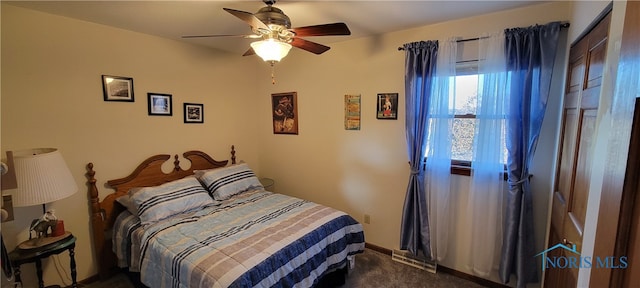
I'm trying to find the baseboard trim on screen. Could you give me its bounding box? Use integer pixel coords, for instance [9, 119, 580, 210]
[74, 273, 99, 286]
[365, 242, 392, 255]
[364, 242, 510, 288]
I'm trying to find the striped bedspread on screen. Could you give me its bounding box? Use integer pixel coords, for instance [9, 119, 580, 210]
[138, 189, 365, 288]
[113, 211, 143, 271]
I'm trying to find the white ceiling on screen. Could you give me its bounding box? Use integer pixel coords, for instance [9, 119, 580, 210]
[6, 1, 545, 55]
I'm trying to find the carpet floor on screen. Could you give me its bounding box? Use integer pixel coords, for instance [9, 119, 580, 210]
[85, 249, 486, 288]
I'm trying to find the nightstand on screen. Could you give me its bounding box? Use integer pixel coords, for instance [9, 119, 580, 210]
[9, 233, 77, 288]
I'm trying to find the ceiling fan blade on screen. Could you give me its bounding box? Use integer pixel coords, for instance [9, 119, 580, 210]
[223, 8, 270, 32]
[291, 38, 331, 55]
[243, 47, 256, 56]
[291, 23, 351, 37]
[182, 34, 259, 39]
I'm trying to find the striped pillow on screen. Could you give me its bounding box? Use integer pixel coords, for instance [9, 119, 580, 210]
[131, 177, 216, 225]
[196, 163, 263, 200]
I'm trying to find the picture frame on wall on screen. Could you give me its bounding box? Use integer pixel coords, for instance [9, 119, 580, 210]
[102, 75, 134, 102]
[147, 93, 172, 116]
[271, 92, 298, 135]
[345, 94, 361, 130]
[184, 103, 204, 123]
[376, 93, 398, 120]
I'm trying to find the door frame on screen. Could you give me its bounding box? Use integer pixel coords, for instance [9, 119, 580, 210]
[590, 1, 640, 287]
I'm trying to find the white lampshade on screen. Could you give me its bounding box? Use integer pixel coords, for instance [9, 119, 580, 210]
[250, 39, 292, 62]
[11, 148, 78, 207]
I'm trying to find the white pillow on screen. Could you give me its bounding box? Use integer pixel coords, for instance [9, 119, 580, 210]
[116, 194, 137, 216]
[195, 163, 263, 200]
[130, 177, 216, 225]
[115, 187, 143, 216]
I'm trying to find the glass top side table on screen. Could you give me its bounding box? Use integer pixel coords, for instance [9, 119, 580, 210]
[8, 233, 77, 288]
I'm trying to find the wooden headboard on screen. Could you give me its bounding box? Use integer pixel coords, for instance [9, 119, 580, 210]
[86, 147, 236, 279]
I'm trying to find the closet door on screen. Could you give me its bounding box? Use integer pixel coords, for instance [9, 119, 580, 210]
[546, 12, 610, 287]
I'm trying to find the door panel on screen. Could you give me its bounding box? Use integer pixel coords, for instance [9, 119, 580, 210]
[557, 110, 579, 204]
[546, 11, 610, 288]
[585, 16, 609, 89]
[551, 109, 578, 240]
[567, 109, 597, 240]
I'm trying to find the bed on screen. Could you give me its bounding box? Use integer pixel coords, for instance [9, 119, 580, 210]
[87, 146, 365, 287]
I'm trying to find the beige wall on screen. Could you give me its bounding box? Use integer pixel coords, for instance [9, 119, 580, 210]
[1, 4, 261, 286]
[3, 1, 619, 287]
[255, 2, 572, 285]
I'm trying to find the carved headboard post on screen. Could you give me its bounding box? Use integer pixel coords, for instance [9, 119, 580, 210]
[173, 155, 181, 172]
[231, 145, 236, 164]
[86, 163, 109, 279]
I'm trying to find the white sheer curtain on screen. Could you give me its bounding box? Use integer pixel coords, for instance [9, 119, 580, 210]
[425, 38, 456, 261]
[467, 31, 508, 276]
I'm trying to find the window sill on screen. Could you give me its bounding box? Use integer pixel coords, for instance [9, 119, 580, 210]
[437, 160, 508, 180]
[451, 164, 471, 176]
[418, 159, 508, 179]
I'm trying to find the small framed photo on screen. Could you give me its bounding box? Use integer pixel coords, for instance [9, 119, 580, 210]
[184, 103, 204, 123]
[271, 92, 298, 135]
[147, 93, 172, 116]
[377, 93, 398, 120]
[102, 75, 134, 102]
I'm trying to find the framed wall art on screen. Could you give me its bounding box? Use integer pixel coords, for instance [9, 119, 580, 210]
[345, 94, 361, 130]
[184, 103, 204, 123]
[271, 92, 298, 135]
[102, 75, 134, 102]
[147, 93, 172, 116]
[376, 93, 398, 120]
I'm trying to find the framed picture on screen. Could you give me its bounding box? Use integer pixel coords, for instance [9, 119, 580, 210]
[271, 92, 298, 135]
[147, 93, 172, 116]
[102, 75, 134, 102]
[345, 94, 361, 130]
[184, 103, 204, 123]
[376, 93, 398, 120]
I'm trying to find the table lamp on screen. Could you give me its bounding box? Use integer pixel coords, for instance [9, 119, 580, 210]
[11, 148, 78, 249]
[2, 151, 18, 221]
[2, 151, 19, 279]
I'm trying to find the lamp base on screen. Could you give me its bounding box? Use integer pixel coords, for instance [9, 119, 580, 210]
[18, 232, 72, 250]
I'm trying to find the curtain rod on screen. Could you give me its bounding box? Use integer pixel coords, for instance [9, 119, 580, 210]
[397, 22, 570, 51]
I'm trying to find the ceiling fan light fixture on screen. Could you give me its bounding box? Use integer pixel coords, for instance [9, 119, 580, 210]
[250, 39, 292, 63]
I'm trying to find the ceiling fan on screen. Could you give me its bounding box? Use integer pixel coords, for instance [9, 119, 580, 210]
[182, 0, 351, 63]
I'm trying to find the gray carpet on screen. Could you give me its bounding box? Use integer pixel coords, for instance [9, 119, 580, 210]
[86, 249, 486, 288]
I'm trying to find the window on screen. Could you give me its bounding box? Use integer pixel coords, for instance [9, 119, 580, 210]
[452, 74, 479, 163]
[426, 62, 508, 174]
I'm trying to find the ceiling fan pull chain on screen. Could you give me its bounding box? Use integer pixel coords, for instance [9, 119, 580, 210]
[271, 62, 276, 85]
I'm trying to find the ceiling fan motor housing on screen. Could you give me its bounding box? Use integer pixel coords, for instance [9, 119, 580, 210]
[255, 6, 291, 29]
[254, 6, 294, 42]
